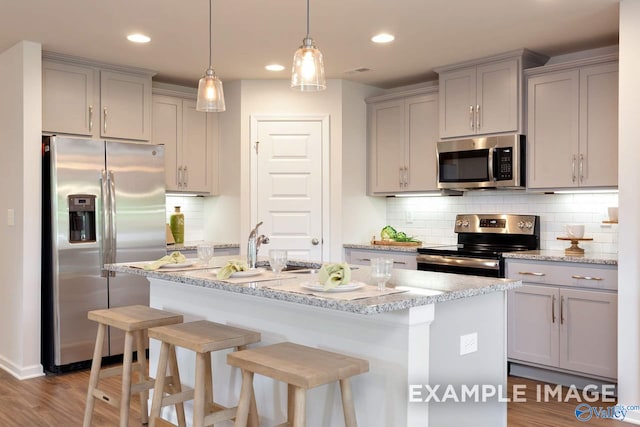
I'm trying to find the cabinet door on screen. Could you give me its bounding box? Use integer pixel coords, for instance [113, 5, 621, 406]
[100, 71, 152, 141]
[579, 62, 618, 188]
[42, 61, 95, 136]
[507, 284, 559, 366]
[405, 94, 439, 192]
[559, 289, 617, 379]
[527, 70, 580, 189]
[439, 66, 477, 138]
[152, 95, 182, 191]
[476, 59, 519, 135]
[181, 100, 212, 193]
[368, 99, 405, 193]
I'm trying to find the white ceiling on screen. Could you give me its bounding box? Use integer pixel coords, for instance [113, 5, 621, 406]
[0, 0, 619, 89]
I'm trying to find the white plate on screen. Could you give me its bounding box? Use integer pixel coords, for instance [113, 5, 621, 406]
[213, 267, 265, 278]
[159, 261, 195, 269]
[301, 281, 365, 293]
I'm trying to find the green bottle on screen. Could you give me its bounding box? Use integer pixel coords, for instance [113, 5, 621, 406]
[170, 206, 185, 244]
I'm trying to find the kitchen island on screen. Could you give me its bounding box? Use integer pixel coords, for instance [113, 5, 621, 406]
[108, 258, 521, 427]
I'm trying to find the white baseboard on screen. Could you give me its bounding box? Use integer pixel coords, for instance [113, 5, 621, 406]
[0, 354, 44, 380]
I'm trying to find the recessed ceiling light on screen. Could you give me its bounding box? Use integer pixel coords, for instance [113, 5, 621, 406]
[127, 33, 151, 44]
[265, 64, 285, 71]
[371, 33, 395, 44]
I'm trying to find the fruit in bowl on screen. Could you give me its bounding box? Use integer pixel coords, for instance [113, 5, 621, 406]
[379, 226, 420, 243]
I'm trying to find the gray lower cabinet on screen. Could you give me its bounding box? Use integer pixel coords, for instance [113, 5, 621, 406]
[506, 260, 617, 380]
[344, 247, 417, 270]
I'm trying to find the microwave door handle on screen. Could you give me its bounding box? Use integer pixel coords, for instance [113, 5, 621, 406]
[489, 148, 496, 182]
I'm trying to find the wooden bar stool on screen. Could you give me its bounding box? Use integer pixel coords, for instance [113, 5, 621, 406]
[148, 320, 261, 427]
[228, 342, 370, 427]
[83, 305, 184, 427]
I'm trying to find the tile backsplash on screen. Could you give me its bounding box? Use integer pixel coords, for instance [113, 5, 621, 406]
[165, 196, 205, 242]
[386, 191, 619, 253]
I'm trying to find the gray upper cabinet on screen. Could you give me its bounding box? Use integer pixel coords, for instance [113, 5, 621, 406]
[367, 88, 439, 195]
[42, 52, 154, 142]
[527, 55, 618, 190]
[152, 91, 219, 195]
[436, 50, 547, 139]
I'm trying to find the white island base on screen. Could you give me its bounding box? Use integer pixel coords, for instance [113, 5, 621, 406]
[147, 278, 508, 427]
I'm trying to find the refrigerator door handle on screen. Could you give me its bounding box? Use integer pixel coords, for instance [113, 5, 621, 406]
[108, 170, 117, 277]
[100, 170, 110, 278]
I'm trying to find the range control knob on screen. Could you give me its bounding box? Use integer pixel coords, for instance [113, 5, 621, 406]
[525, 221, 534, 229]
[456, 220, 463, 227]
[462, 220, 470, 228]
[517, 221, 525, 229]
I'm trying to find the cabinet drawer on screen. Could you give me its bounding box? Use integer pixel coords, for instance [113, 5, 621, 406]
[345, 248, 417, 270]
[506, 260, 617, 291]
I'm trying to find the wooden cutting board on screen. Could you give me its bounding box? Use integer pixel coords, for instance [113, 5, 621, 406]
[371, 240, 422, 247]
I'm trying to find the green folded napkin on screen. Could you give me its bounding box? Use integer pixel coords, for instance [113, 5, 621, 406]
[144, 251, 187, 271]
[217, 260, 249, 279]
[318, 263, 352, 290]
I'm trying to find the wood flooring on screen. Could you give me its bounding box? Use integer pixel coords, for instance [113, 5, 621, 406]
[0, 368, 628, 426]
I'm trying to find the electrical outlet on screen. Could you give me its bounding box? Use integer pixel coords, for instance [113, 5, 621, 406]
[460, 332, 478, 355]
[7, 209, 14, 226]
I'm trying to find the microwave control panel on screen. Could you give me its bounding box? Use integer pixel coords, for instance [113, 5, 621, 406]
[494, 147, 513, 181]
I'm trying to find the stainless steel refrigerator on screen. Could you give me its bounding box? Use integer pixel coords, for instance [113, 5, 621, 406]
[42, 135, 166, 372]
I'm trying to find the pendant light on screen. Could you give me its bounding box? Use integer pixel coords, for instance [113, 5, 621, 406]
[291, 0, 326, 91]
[196, 0, 225, 112]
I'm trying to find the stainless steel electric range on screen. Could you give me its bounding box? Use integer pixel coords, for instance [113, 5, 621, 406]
[417, 214, 540, 278]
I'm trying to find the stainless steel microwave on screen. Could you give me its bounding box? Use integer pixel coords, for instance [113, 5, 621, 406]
[436, 134, 526, 190]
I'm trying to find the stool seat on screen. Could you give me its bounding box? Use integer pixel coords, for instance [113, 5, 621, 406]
[148, 320, 261, 353]
[149, 320, 261, 427]
[84, 305, 184, 427]
[228, 342, 369, 427]
[88, 304, 184, 332]
[227, 342, 369, 389]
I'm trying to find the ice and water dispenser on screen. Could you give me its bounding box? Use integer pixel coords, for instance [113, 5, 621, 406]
[68, 194, 96, 243]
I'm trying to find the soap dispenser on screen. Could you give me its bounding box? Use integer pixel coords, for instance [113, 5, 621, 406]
[170, 206, 185, 244]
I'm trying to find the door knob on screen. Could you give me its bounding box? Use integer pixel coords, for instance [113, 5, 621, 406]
[311, 238, 320, 246]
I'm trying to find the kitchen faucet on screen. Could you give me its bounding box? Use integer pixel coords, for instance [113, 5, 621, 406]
[247, 221, 269, 269]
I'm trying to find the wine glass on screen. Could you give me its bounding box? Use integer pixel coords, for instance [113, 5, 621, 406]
[268, 249, 288, 277]
[371, 258, 393, 292]
[196, 243, 215, 267]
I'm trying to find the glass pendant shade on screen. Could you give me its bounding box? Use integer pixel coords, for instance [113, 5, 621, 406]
[196, 67, 225, 112]
[291, 37, 326, 91]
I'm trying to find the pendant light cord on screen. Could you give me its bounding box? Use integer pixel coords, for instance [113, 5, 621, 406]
[306, 0, 310, 38]
[209, 0, 212, 68]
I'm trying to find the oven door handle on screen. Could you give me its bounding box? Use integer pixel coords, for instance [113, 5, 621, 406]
[417, 254, 500, 270]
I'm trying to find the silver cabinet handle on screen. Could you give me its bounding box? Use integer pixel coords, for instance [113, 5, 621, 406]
[399, 167, 404, 188]
[403, 166, 409, 187]
[357, 258, 371, 262]
[89, 106, 93, 132]
[184, 166, 188, 187]
[579, 154, 584, 183]
[393, 261, 406, 265]
[552, 294, 556, 324]
[476, 104, 481, 129]
[572, 155, 577, 183]
[469, 105, 475, 129]
[103, 107, 107, 134]
[571, 275, 603, 281]
[311, 238, 319, 245]
[560, 295, 565, 324]
[518, 271, 546, 276]
[177, 166, 183, 187]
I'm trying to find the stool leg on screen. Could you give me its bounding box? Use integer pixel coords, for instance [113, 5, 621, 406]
[287, 384, 295, 424]
[340, 378, 357, 427]
[237, 345, 259, 427]
[120, 331, 135, 427]
[292, 386, 306, 427]
[204, 351, 214, 413]
[234, 370, 254, 427]
[193, 352, 207, 427]
[167, 345, 187, 427]
[135, 330, 149, 424]
[149, 341, 170, 427]
[83, 323, 106, 427]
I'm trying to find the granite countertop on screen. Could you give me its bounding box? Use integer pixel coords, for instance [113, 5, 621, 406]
[343, 243, 449, 253]
[107, 256, 521, 315]
[503, 250, 618, 266]
[167, 242, 240, 251]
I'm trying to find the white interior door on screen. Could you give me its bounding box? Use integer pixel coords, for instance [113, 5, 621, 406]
[254, 119, 323, 261]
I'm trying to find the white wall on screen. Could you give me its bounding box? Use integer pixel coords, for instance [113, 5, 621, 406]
[617, 0, 640, 423]
[0, 41, 43, 379]
[386, 191, 619, 253]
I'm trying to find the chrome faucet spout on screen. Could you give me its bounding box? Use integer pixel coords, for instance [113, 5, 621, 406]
[247, 222, 268, 269]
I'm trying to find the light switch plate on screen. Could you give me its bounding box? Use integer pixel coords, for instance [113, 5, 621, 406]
[460, 332, 478, 355]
